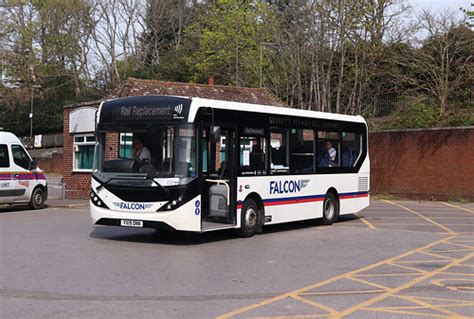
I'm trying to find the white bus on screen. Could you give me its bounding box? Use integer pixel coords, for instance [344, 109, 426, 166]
[90, 96, 369, 237]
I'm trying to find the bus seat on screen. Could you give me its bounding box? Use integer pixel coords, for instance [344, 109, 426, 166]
[318, 152, 330, 167]
[342, 147, 353, 167]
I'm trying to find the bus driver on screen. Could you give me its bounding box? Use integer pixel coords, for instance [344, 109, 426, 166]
[130, 138, 151, 165]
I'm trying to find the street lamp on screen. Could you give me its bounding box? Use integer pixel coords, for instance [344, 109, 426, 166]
[30, 84, 41, 147]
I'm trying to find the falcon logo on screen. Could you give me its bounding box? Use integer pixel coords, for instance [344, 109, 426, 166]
[269, 179, 310, 194]
[113, 202, 153, 210]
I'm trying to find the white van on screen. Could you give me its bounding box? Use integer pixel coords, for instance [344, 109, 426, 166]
[0, 132, 48, 209]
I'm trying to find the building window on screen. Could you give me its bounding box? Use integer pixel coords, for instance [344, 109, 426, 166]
[11, 144, 31, 170]
[119, 133, 133, 158]
[0, 145, 10, 168]
[317, 131, 340, 168]
[74, 135, 95, 171]
[270, 128, 289, 174]
[289, 129, 314, 174]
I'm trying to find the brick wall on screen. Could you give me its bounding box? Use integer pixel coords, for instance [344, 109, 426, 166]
[63, 107, 97, 199]
[37, 152, 63, 174]
[369, 127, 474, 201]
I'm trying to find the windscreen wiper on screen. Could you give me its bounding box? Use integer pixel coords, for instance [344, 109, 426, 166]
[144, 173, 170, 195]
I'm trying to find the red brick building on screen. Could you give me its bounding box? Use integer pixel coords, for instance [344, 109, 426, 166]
[63, 78, 282, 198]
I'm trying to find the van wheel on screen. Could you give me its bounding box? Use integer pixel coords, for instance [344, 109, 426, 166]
[30, 188, 45, 210]
[321, 192, 339, 225]
[237, 198, 258, 237]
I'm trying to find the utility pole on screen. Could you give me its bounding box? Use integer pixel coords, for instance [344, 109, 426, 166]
[30, 85, 41, 147]
[259, 44, 263, 87]
[235, 37, 239, 86]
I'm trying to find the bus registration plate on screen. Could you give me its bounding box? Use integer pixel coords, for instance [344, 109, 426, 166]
[120, 220, 143, 228]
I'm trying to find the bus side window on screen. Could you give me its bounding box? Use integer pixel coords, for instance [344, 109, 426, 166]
[270, 128, 289, 174]
[289, 128, 314, 174]
[317, 131, 340, 168]
[240, 136, 266, 176]
[341, 132, 362, 167]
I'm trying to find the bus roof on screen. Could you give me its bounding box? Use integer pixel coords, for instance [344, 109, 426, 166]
[97, 95, 366, 126]
[188, 97, 366, 124]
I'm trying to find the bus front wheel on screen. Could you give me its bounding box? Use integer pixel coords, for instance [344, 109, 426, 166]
[237, 198, 258, 237]
[321, 192, 339, 225]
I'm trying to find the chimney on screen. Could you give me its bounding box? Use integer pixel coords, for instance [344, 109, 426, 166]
[208, 75, 215, 86]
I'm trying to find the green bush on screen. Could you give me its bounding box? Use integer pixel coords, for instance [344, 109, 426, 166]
[381, 96, 439, 129]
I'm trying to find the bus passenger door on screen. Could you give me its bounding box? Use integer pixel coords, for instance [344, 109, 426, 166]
[201, 126, 236, 227]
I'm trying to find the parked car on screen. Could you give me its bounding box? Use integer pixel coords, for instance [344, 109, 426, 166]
[0, 132, 48, 209]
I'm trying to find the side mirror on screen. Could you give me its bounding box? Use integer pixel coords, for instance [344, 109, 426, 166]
[210, 126, 221, 143]
[28, 159, 38, 170]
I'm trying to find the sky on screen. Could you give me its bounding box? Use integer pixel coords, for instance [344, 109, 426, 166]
[411, 0, 471, 13]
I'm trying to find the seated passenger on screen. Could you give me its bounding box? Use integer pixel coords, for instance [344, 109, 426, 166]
[325, 140, 337, 167]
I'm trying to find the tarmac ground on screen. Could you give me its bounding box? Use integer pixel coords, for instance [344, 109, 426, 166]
[0, 198, 473, 318]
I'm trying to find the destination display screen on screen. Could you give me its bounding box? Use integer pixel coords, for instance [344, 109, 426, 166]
[99, 96, 192, 124]
[114, 104, 174, 121]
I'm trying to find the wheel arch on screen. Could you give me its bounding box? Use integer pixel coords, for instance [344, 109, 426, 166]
[326, 187, 339, 202]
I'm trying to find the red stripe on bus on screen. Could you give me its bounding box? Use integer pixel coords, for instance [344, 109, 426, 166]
[236, 192, 369, 209]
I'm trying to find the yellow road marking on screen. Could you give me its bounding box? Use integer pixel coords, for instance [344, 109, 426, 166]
[397, 259, 451, 264]
[431, 278, 474, 291]
[335, 253, 474, 318]
[383, 200, 455, 234]
[216, 235, 455, 319]
[355, 213, 376, 229]
[290, 294, 339, 316]
[388, 262, 428, 274]
[419, 251, 456, 260]
[441, 271, 474, 276]
[444, 242, 474, 249]
[363, 307, 448, 318]
[250, 315, 329, 319]
[299, 289, 385, 296]
[396, 295, 467, 318]
[354, 272, 419, 277]
[347, 276, 390, 290]
[440, 202, 474, 213]
[410, 295, 474, 303]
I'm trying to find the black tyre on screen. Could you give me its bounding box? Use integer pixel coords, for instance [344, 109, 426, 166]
[30, 188, 45, 210]
[237, 198, 259, 237]
[321, 192, 339, 225]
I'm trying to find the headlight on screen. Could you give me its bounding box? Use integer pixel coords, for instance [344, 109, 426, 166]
[158, 192, 187, 212]
[90, 190, 109, 209]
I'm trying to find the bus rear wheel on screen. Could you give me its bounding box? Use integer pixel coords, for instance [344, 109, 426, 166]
[237, 198, 258, 237]
[321, 192, 339, 225]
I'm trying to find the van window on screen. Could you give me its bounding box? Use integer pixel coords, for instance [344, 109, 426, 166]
[0, 145, 9, 168]
[11, 145, 31, 170]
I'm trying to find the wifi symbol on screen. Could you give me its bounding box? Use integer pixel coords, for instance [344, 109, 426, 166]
[174, 104, 183, 115]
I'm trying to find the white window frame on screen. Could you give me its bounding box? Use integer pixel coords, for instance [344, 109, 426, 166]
[73, 134, 96, 172]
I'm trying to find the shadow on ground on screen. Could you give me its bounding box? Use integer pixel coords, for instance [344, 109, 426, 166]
[89, 214, 361, 246]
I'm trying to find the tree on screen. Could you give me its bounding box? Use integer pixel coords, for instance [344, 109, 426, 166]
[396, 10, 473, 115]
